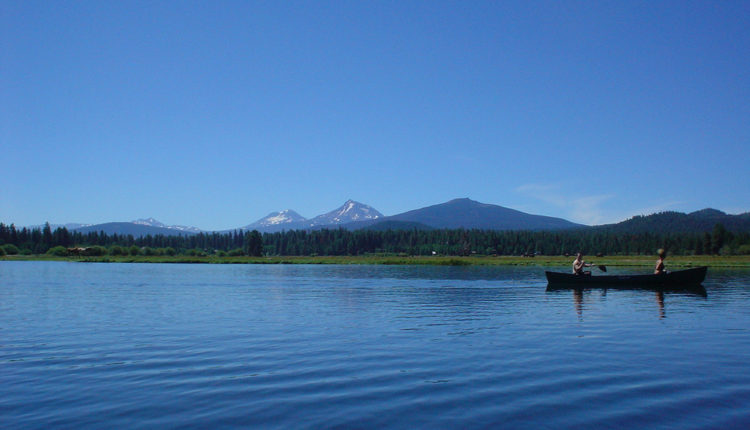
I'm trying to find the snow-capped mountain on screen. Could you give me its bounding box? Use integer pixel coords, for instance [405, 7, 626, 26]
[132, 218, 202, 233]
[241, 201, 383, 232]
[133, 217, 168, 228]
[307, 200, 383, 227]
[243, 210, 307, 230]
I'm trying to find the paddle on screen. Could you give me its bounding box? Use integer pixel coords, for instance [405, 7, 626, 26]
[597, 265, 607, 272]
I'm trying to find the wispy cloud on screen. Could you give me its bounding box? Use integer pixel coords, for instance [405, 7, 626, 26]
[515, 183, 614, 225]
[568, 194, 616, 225]
[515, 183, 700, 224]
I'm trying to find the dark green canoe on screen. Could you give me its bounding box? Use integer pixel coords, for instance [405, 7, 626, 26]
[545, 266, 707, 290]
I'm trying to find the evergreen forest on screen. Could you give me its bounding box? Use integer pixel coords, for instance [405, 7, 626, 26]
[1, 222, 749, 257]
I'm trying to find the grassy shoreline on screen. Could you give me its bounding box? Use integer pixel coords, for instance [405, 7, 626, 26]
[3, 254, 750, 268]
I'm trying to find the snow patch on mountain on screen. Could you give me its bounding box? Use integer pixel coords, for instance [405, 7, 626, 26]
[134, 218, 166, 228]
[266, 210, 305, 225]
[243, 209, 307, 230]
[308, 200, 383, 226]
[241, 201, 383, 232]
[132, 218, 202, 233]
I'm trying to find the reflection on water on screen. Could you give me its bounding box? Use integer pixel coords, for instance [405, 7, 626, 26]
[559, 288, 701, 320]
[656, 291, 665, 318]
[1, 262, 750, 429]
[551, 284, 708, 320]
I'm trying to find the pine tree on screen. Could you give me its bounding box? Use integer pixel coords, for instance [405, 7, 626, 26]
[711, 223, 728, 254]
[244, 230, 263, 256]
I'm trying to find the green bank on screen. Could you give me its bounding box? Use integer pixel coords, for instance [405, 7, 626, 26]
[3, 254, 750, 268]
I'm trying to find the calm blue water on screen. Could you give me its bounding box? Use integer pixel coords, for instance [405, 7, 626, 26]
[2, 262, 750, 429]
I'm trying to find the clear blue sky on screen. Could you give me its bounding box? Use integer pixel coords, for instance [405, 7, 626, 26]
[2, 0, 749, 230]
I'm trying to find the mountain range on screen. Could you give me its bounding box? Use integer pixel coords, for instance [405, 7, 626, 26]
[243, 200, 384, 232]
[33, 198, 750, 237]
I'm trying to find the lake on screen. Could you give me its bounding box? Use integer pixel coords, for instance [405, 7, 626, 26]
[2, 262, 750, 429]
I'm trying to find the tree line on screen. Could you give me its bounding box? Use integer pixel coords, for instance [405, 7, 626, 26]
[0, 223, 262, 257]
[261, 223, 749, 256]
[2, 222, 749, 257]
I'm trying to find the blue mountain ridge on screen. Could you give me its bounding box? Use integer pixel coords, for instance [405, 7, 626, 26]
[61, 199, 750, 237]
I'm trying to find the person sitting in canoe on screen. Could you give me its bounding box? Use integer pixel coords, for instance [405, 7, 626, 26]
[654, 249, 668, 275]
[572, 252, 594, 276]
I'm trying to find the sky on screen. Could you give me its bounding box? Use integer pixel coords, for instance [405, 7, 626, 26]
[2, 0, 749, 230]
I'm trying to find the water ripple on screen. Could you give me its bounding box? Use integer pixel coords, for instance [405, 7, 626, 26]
[1, 262, 750, 428]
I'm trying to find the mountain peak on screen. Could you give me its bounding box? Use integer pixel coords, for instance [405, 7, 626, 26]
[308, 200, 383, 226]
[132, 217, 201, 233]
[133, 217, 166, 228]
[339, 200, 361, 214]
[446, 197, 482, 205]
[688, 208, 727, 217]
[386, 198, 583, 230]
[244, 209, 307, 230]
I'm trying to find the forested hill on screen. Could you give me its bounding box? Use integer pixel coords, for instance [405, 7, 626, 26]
[598, 209, 750, 233]
[381, 198, 584, 231]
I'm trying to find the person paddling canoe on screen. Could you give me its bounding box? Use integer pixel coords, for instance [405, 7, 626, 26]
[654, 249, 668, 275]
[573, 252, 594, 276]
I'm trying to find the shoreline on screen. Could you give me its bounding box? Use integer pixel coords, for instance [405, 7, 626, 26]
[3, 255, 750, 268]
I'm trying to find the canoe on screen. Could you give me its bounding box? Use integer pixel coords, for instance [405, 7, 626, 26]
[545, 266, 707, 290]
